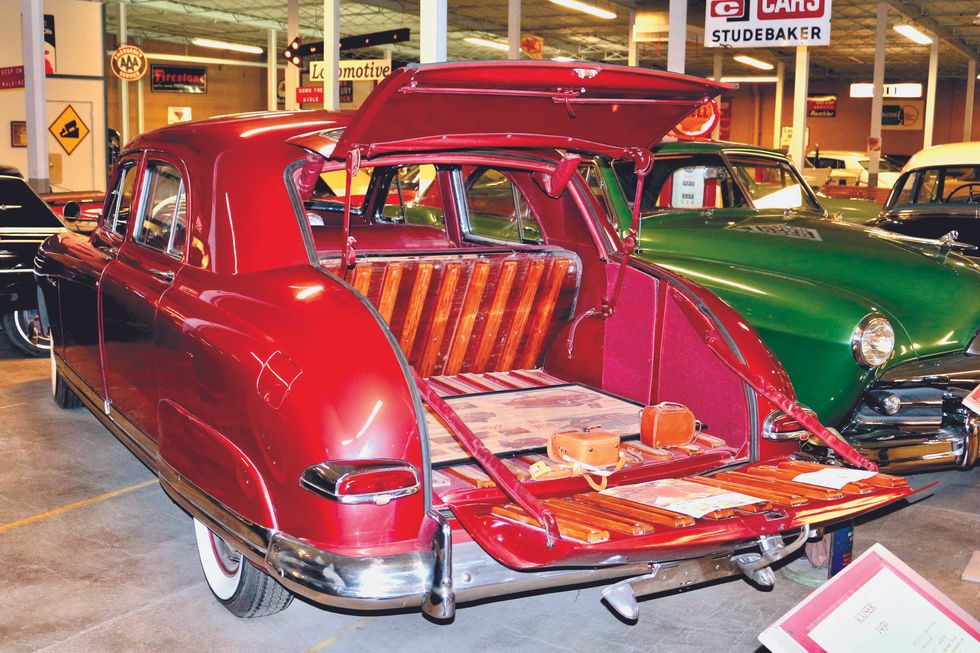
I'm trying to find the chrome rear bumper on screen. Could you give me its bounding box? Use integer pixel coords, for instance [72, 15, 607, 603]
[842, 352, 980, 472]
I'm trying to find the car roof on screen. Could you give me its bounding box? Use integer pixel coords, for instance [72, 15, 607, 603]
[903, 141, 980, 172]
[654, 140, 787, 158]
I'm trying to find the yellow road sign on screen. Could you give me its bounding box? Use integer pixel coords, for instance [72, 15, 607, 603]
[49, 105, 89, 156]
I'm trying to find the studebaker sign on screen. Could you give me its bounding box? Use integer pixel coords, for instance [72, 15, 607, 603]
[705, 0, 832, 48]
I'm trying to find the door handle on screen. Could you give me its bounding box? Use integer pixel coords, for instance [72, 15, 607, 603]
[148, 268, 175, 283]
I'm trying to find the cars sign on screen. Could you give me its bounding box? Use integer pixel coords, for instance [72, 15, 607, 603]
[706, 0, 832, 47]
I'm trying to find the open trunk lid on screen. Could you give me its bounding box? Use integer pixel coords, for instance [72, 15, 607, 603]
[440, 457, 912, 569]
[289, 61, 731, 160]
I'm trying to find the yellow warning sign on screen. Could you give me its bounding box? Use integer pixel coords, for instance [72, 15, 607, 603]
[48, 105, 89, 156]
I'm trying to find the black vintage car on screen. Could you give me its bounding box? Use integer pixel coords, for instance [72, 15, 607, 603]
[0, 175, 73, 355]
[867, 144, 980, 258]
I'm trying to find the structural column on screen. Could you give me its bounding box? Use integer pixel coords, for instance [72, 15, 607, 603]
[267, 28, 277, 111]
[712, 51, 723, 140]
[21, 0, 48, 193]
[323, 0, 340, 111]
[508, 0, 520, 60]
[772, 61, 784, 148]
[420, 0, 447, 64]
[923, 37, 938, 148]
[789, 46, 809, 170]
[666, 0, 685, 74]
[627, 10, 638, 67]
[118, 0, 129, 145]
[285, 0, 300, 110]
[867, 1, 887, 187]
[965, 59, 976, 141]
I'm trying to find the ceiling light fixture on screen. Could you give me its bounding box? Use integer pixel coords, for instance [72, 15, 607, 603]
[893, 24, 933, 45]
[192, 37, 263, 54]
[733, 55, 774, 71]
[849, 82, 922, 98]
[548, 0, 617, 20]
[720, 75, 778, 83]
[464, 36, 509, 52]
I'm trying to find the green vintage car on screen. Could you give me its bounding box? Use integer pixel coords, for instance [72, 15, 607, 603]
[578, 141, 980, 472]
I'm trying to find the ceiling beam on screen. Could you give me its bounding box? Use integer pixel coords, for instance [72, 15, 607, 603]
[887, 0, 977, 61]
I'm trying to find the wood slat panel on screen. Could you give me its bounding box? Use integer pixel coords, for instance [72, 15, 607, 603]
[496, 258, 547, 371]
[442, 260, 490, 376]
[491, 505, 610, 543]
[734, 467, 858, 497]
[352, 266, 372, 295]
[471, 260, 518, 372]
[572, 493, 695, 528]
[517, 258, 570, 369]
[418, 262, 462, 376]
[376, 263, 404, 324]
[775, 460, 908, 489]
[692, 475, 809, 506]
[622, 441, 674, 461]
[442, 466, 495, 489]
[399, 263, 434, 360]
[545, 498, 656, 535]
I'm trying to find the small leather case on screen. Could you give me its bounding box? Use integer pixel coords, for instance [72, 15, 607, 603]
[640, 403, 697, 448]
[548, 431, 621, 467]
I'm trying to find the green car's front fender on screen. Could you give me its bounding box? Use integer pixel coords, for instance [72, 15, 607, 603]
[648, 254, 888, 425]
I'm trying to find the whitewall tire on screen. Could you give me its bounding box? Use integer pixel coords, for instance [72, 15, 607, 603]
[192, 518, 293, 617]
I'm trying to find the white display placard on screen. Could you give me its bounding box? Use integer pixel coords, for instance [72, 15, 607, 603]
[671, 168, 706, 209]
[705, 0, 832, 48]
[809, 567, 980, 652]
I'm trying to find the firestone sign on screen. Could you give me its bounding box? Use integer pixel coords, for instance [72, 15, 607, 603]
[705, 0, 832, 48]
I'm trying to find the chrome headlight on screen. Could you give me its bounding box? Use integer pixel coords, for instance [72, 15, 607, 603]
[851, 314, 895, 368]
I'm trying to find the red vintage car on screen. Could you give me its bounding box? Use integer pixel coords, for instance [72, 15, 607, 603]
[35, 62, 914, 622]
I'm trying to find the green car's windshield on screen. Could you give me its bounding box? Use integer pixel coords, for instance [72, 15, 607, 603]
[728, 157, 821, 212]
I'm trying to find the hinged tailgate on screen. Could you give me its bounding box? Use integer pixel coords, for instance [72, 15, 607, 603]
[445, 459, 912, 569]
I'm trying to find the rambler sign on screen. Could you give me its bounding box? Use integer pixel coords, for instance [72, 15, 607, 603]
[706, 0, 831, 48]
[310, 59, 391, 83]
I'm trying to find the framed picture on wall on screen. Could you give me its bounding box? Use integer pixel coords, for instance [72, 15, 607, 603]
[10, 121, 27, 148]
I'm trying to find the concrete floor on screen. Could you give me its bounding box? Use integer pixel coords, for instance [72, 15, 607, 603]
[0, 338, 977, 653]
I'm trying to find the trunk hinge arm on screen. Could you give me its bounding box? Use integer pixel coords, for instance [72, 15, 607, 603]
[669, 288, 877, 471]
[566, 148, 653, 357]
[411, 369, 561, 548]
[339, 147, 363, 280]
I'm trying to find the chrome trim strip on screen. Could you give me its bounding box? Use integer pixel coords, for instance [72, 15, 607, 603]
[0, 269, 35, 274]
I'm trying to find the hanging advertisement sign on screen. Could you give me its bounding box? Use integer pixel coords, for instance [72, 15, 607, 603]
[340, 81, 353, 104]
[0, 66, 25, 90]
[806, 94, 837, 118]
[296, 85, 324, 104]
[110, 45, 148, 81]
[167, 107, 192, 124]
[310, 59, 391, 83]
[150, 65, 207, 93]
[705, 0, 832, 48]
[521, 35, 545, 59]
[882, 100, 924, 131]
[43, 14, 56, 74]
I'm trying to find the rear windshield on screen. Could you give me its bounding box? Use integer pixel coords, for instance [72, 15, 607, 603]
[0, 176, 63, 228]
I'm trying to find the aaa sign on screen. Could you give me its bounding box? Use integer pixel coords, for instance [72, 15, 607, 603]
[705, 0, 831, 48]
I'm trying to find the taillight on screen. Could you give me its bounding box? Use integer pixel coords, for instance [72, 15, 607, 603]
[300, 459, 420, 505]
[762, 408, 817, 441]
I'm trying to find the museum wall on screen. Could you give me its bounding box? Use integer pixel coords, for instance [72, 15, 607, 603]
[728, 78, 979, 155]
[106, 38, 272, 141]
[0, 0, 107, 191]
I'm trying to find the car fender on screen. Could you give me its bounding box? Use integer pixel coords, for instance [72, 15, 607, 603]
[648, 254, 912, 426]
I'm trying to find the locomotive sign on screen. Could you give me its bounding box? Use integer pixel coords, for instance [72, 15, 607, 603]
[705, 0, 832, 48]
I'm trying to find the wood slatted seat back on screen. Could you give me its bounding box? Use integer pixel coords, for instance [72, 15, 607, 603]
[325, 250, 581, 376]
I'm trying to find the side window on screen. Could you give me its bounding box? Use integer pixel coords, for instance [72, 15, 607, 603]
[104, 161, 138, 237]
[379, 164, 443, 227]
[913, 169, 939, 204]
[464, 168, 542, 244]
[134, 161, 186, 258]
